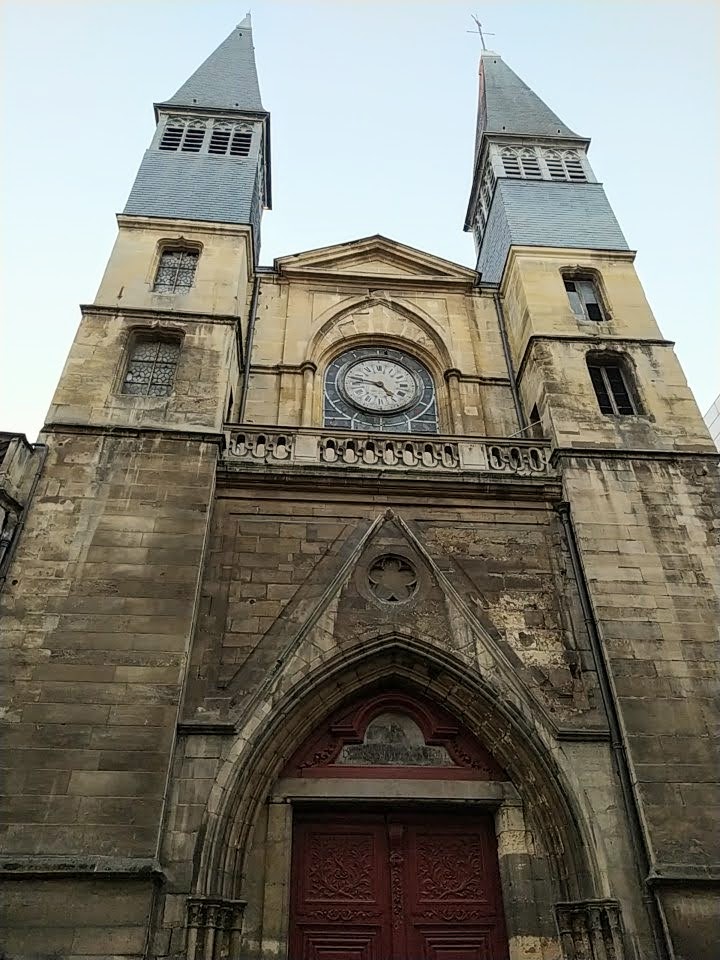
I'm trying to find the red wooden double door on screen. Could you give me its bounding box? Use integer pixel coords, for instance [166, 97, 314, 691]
[289, 809, 509, 959]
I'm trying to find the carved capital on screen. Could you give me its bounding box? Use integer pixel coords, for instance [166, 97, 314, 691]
[185, 896, 246, 960]
[555, 899, 626, 960]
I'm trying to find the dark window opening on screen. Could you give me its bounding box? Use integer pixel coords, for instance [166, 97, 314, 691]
[159, 125, 184, 151]
[226, 390, 234, 423]
[564, 277, 605, 322]
[182, 126, 205, 152]
[230, 130, 252, 156]
[209, 128, 232, 154]
[587, 359, 636, 416]
[528, 404, 544, 439]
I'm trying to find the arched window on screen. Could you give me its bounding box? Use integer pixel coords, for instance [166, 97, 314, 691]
[153, 247, 200, 293]
[159, 118, 206, 153]
[563, 273, 606, 322]
[121, 336, 181, 397]
[501, 148, 522, 178]
[586, 355, 638, 416]
[209, 121, 253, 157]
[544, 150, 566, 181]
[323, 346, 438, 434]
[563, 150, 587, 182]
[519, 148, 542, 179]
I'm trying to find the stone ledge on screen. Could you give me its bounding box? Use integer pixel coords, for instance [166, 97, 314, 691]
[0, 856, 165, 881]
[646, 864, 720, 884]
[177, 719, 237, 735]
[555, 727, 611, 742]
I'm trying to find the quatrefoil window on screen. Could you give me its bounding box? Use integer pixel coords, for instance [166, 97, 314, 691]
[368, 555, 418, 603]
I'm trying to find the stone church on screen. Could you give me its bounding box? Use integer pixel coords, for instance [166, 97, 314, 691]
[1, 16, 718, 960]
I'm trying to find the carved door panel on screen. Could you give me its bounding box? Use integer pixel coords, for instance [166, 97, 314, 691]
[402, 813, 508, 960]
[289, 811, 508, 960]
[289, 813, 393, 959]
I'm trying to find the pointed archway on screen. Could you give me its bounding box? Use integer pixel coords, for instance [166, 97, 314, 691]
[188, 635, 613, 958]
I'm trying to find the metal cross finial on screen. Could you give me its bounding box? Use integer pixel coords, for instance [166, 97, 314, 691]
[467, 15, 495, 51]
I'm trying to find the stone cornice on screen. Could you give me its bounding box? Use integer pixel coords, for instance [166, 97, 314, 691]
[80, 303, 238, 325]
[551, 445, 720, 464]
[500, 244, 638, 293]
[0, 856, 165, 881]
[41, 423, 225, 446]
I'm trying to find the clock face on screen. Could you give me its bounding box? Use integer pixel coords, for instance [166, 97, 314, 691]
[324, 347, 438, 435]
[342, 358, 418, 413]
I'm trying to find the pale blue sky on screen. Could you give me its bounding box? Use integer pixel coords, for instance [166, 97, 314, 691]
[2, 1, 718, 439]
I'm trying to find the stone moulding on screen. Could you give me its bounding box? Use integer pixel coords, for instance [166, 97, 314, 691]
[555, 899, 626, 960]
[185, 896, 246, 960]
[0, 855, 165, 880]
[224, 426, 553, 478]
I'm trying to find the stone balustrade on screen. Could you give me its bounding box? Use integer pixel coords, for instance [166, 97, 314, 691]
[224, 428, 553, 479]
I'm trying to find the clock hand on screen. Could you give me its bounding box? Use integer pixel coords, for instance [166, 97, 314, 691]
[350, 377, 392, 393]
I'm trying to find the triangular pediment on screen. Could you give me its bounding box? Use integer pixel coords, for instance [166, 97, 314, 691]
[223, 510, 566, 735]
[274, 235, 476, 283]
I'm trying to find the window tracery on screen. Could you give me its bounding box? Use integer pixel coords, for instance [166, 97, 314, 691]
[121, 338, 181, 397]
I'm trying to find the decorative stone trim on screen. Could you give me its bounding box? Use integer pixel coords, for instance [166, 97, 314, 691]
[185, 896, 246, 960]
[555, 899, 626, 959]
[225, 427, 553, 479]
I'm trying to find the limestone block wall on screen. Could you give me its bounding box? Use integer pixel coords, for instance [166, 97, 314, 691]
[497, 248, 715, 453]
[0, 432, 218, 954]
[242, 251, 520, 437]
[502, 248, 664, 358]
[46, 309, 238, 434]
[187, 481, 597, 722]
[94, 216, 252, 321]
[519, 338, 713, 453]
[151, 476, 655, 957]
[564, 454, 720, 958]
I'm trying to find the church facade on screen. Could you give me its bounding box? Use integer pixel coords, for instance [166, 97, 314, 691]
[1, 17, 718, 960]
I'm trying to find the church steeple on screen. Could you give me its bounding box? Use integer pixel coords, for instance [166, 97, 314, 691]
[465, 51, 627, 283]
[474, 51, 579, 148]
[160, 14, 264, 114]
[123, 15, 271, 261]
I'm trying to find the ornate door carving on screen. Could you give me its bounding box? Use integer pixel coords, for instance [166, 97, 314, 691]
[289, 811, 508, 960]
[289, 813, 393, 958]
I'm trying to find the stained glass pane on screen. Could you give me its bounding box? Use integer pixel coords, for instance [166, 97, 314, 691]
[153, 250, 198, 293]
[156, 343, 180, 363]
[133, 342, 161, 362]
[122, 340, 179, 397]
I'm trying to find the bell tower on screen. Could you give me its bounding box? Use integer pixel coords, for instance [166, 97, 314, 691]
[466, 48, 720, 960]
[466, 48, 711, 454]
[0, 17, 271, 955]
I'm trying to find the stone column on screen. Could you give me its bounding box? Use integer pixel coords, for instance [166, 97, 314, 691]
[555, 900, 626, 959]
[444, 368, 464, 434]
[260, 800, 294, 956]
[300, 362, 317, 427]
[185, 897, 246, 960]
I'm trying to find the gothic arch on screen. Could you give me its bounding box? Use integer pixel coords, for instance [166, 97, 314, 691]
[308, 295, 453, 376]
[305, 297, 455, 430]
[192, 634, 608, 912]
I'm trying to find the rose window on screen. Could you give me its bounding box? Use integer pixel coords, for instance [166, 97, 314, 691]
[368, 555, 418, 603]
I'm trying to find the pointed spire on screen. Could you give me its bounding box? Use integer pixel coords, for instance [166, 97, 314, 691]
[475, 51, 579, 149]
[162, 16, 264, 113]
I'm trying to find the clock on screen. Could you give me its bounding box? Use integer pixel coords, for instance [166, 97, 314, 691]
[342, 358, 418, 413]
[324, 347, 438, 434]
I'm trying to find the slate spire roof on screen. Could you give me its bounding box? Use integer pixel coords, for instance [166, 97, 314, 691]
[161, 14, 265, 113]
[475, 50, 580, 152]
